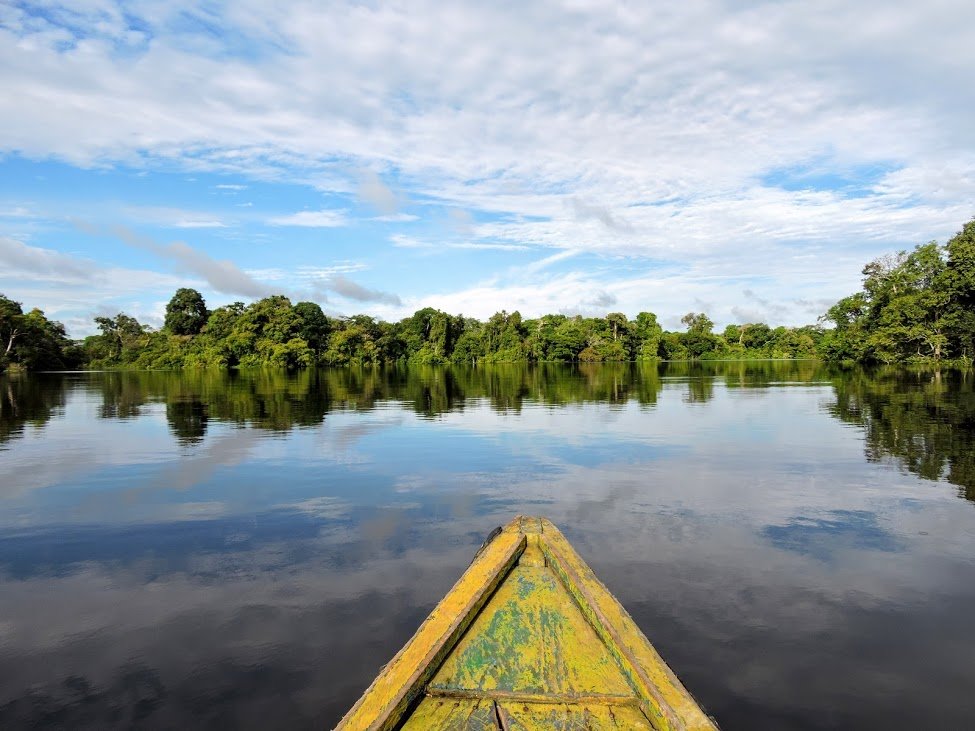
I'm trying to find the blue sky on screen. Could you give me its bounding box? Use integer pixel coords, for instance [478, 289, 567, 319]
[1, 0, 973, 336]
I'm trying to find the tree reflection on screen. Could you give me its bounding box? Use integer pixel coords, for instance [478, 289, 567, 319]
[166, 398, 208, 445]
[0, 374, 66, 446]
[2, 362, 840, 449]
[827, 367, 975, 502]
[12, 363, 974, 505]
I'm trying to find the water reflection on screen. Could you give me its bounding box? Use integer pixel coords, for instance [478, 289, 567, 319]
[762, 509, 904, 562]
[2, 361, 826, 433]
[1, 362, 974, 730]
[3, 362, 970, 505]
[826, 367, 975, 502]
[0, 374, 65, 447]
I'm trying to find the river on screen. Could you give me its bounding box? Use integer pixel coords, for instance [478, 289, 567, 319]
[1, 362, 973, 729]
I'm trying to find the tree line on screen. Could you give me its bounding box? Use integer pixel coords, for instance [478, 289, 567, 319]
[2, 217, 972, 372]
[820, 218, 975, 364]
[1, 288, 825, 371]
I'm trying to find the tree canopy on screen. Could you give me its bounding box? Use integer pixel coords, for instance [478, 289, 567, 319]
[1, 294, 79, 371]
[165, 288, 208, 335]
[820, 218, 975, 364]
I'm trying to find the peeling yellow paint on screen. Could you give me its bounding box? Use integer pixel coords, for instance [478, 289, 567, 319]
[333, 516, 719, 731]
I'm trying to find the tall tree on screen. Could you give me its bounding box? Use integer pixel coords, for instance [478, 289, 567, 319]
[294, 301, 331, 355]
[165, 288, 208, 335]
[13, 309, 75, 370]
[680, 312, 714, 334]
[93, 313, 147, 361]
[680, 312, 718, 358]
[0, 296, 74, 370]
[943, 218, 975, 360]
[0, 294, 25, 362]
[634, 312, 663, 360]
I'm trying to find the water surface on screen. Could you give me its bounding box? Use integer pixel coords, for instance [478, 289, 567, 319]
[1, 362, 974, 729]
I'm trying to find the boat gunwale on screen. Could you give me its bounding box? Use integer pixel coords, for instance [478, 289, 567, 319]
[333, 516, 719, 731]
[333, 525, 526, 730]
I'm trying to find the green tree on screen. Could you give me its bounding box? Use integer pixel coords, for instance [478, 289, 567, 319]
[401, 308, 459, 363]
[0, 296, 76, 371]
[204, 302, 245, 341]
[483, 311, 526, 361]
[294, 301, 331, 355]
[91, 313, 148, 363]
[12, 309, 75, 370]
[819, 221, 975, 365]
[451, 319, 487, 364]
[680, 312, 719, 358]
[741, 323, 774, 350]
[0, 294, 25, 367]
[943, 218, 975, 360]
[165, 288, 208, 335]
[634, 312, 663, 361]
[229, 295, 312, 368]
[658, 331, 688, 360]
[820, 293, 870, 362]
[549, 317, 587, 361]
[681, 312, 714, 335]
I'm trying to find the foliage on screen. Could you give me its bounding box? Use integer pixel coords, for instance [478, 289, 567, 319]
[819, 218, 975, 364]
[294, 301, 331, 355]
[164, 288, 208, 335]
[67, 293, 829, 369]
[0, 293, 79, 371]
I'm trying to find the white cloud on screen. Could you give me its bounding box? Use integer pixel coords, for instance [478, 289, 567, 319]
[111, 226, 272, 299]
[318, 274, 401, 306]
[174, 219, 226, 229]
[451, 242, 529, 251]
[295, 263, 367, 277]
[0, 236, 190, 334]
[389, 234, 528, 252]
[267, 209, 349, 227]
[357, 171, 402, 215]
[373, 213, 419, 222]
[1, 1, 974, 322]
[123, 205, 228, 229]
[0, 236, 92, 280]
[390, 234, 431, 249]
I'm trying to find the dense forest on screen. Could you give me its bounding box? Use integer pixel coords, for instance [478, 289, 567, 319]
[820, 218, 975, 364]
[2, 218, 973, 372]
[0, 289, 825, 371]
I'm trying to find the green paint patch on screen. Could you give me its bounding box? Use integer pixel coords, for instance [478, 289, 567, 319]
[431, 566, 632, 696]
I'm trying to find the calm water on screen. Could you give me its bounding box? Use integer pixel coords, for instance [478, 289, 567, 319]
[1, 362, 974, 730]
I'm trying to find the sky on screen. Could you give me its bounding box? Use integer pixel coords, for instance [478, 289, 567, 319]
[1, 0, 973, 337]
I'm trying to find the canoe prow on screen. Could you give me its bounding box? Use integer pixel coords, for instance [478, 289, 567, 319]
[335, 516, 718, 730]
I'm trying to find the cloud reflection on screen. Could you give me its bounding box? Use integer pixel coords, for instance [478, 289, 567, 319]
[1, 363, 975, 729]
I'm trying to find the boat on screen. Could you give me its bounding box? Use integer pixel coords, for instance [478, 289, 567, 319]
[335, 516, 718, 730]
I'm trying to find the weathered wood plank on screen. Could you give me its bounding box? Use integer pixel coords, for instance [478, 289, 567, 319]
[538, 518, 718, 731]
[498, 701, 656, 730]
[398, 697, 498, 730]
[429, 552, 633, 697]
[427, 688, 635, 706]
[334, 526, 525, 731]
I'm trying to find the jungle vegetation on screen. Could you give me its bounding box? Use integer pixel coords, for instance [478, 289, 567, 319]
[2, 218, 972, 372]
[3, 293, 825, 371]
[820, 218, 975, 364]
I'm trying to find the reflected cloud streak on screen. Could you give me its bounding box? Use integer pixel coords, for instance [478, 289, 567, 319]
[1, 363, 975, 729]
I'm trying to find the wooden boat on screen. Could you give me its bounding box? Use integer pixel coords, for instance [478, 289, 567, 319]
[335, 516, 718, 730]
